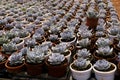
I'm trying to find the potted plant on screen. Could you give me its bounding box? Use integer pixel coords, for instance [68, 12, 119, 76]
[60, 29, 76, 46]
[70, 58, 92, 80]
[48, 34, 60, 44]
[73, 48, 92, 61]
[1, 42, 18, 57]
[32, 33, 45, 44]
[11, 37, 24, 50]
[25, 49, 45, 76]
[45, 53, 68, 77]
[0, 36, 9, 46]
[94, 46, 117, 63]
[18, 30, 31, 41]
[25, 38, 38, 49]
[51, 43, 71, 62]
[76, 38, 91, 50]
[93, 59, 117, 80]
[86, 7, 99, 30]
[5, 53, 25, 73]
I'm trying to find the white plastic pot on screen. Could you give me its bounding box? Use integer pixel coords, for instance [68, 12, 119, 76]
[93, 63, 117, 80]
[70, 62, 92, 80]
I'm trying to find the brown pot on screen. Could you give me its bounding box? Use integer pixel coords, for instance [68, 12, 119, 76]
[25, 62, 43, 76]
[93, 52, 117, 63]
[45, 58, 68, 77]
[86, 17, 98, 30]
[5, 60, 25, 73]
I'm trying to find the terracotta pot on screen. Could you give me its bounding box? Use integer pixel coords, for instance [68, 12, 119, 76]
[93, 52, 117, 63]
[45, 58, 68, 77]
[5, 60, 25, 73]
[25, 62, 43, 76]
[86, 17, 98, 30]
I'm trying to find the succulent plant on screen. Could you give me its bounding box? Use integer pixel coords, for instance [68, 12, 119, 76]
[76, 49, 91, 58]
[107, 26, 119, 36]
[49, 34, 59, 42]
[0, 36, 9, 45]
[49, 25, 60, 34]
[26, 49, 45, 64]
[79, 29, 92, 38]
[73, 58, 90, 70]
[86, 7, 99, 18]
[18, 30, 29, 38]
[0, 54, 6, 62]
[96, 37, 112, 47]
[96, 46, 113, 56]
[33, 33, 43, 41]
[35, 28, 45, 36]
[94, 59, 111, 71]
[12, 37, 22, 44]
[48, 53, 65, 65]
[25, 38, 37, 48]
[60, 29, 75, 41]
[8, 53, 24, 66]
[5, 31, 16, 39]
[95, 31, 106, 37]
[2, 42, 18, 53]
[77, 38, 91, 48]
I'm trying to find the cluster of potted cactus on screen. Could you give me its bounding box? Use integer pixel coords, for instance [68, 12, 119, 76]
[0, 0, 120, 80]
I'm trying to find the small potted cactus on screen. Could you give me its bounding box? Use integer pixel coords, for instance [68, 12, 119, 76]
[60, 29, 76, 45]
[94, 46, 117, 63]
[45, 53, 68, 77]
[86, 7, 99, 30]
[11, 37, 24, 50]
[5, 53, 25, 73]
[70, 58, 92, 80]
[93, 59, 116, 80]
[25, 49, 45, 76]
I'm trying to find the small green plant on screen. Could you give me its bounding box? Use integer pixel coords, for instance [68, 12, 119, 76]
[48, 53, 65, 65]
[94, 59, 111, 71]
